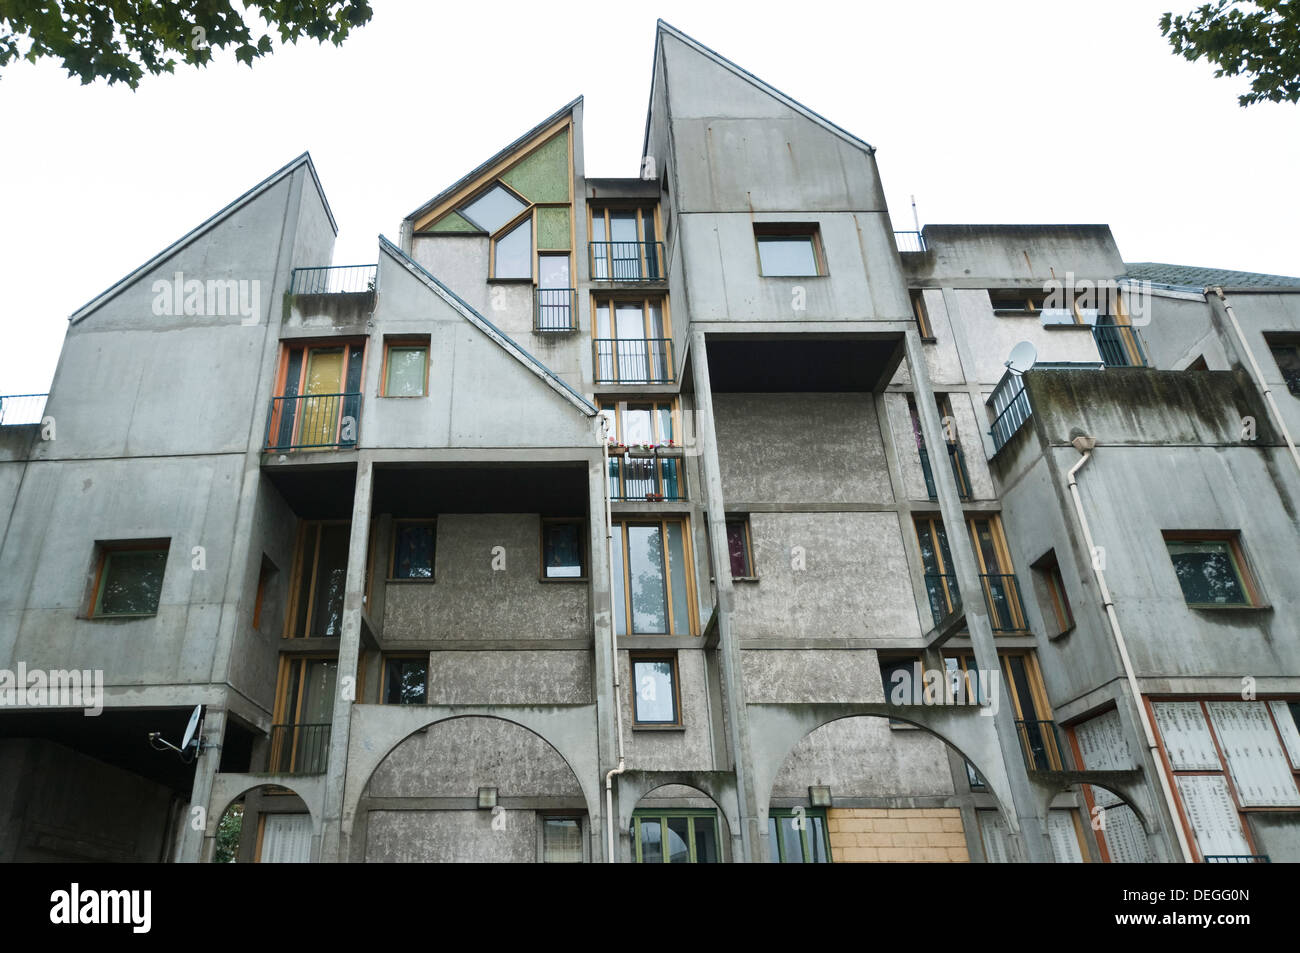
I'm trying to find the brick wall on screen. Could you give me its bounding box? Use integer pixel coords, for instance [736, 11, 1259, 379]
[828, 807, 969, 862]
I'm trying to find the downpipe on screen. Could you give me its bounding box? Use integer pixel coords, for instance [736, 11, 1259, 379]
[599, 416, 626, 861]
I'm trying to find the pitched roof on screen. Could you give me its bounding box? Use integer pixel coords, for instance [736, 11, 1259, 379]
[1124, 261, 1300, 291]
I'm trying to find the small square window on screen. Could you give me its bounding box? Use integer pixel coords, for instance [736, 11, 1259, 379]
[541, 519, 586, 580]
[1164, 533, 1258, 607]
[726, 518, 754, 578]
[755, 225, 823, 277]
[391, 521, 435, 580]
[382, 656, 428, 704]
[90, 543, 168, 618]
[383, 341, 428, 397]
[541, 816, 584, 863]
[631, 655, 679, 726]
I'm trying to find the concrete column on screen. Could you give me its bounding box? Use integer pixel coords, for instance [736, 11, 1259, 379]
[903, 330, 1050, 862]
[320, 456, 374, 861]
[587, 454, 617, 862]
[178, 706, 226, 863]
[690, 329, 761, 862]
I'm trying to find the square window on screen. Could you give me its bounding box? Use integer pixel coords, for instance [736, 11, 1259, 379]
[383, 342, 428, 397]
[631, 655, 679, 725]
[1164, 533, 1258, 606]
[382, 656, 428, 705]
[767, 809, 831, 863]
[755, 227, 822, 277]
[91, 543, 168, 617]
[391, 522, 435, 580]
[726, 518, 754, 578]
[541, 816, 584, 863]
[542, 519, 586, 580]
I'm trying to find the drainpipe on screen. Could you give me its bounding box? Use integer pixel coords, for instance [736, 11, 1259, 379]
[1208, 287, 1300, 481]
[599, 416, 627, 861]
[1066, 436, 1193, 863]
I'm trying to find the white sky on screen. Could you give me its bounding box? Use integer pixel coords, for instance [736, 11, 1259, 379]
[2, 0, 1297, 394]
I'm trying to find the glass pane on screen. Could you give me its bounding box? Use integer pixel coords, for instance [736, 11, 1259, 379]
[633, 660, 675, 723]
[99, 549, 167, 615]
[757, 236, 818, 276]
[1168, 540, 1247, 605]
[623, 406, 653, 446]
[779, 817, 805, 863]
[393, 524, 434, 579]
[807, 816, 829, 863]
[666, 521, 689, 634]
[614, 303, 644, 340]
[972, 520, 1003, 573]
[538, 254, 570, 288]
[595, 302, 611, 338]
[610, 211, 639, 242]
[693, 815, 718, 863]
[386, 347, 426, 397]
[494, 218, 532, 279]
[383, 658, 427, 705]
[726, 521, 750, 577]
[646, 301, 665, 337]
[543, 818, 583, 863]
[638, 819, 662, 864]
[461, 185, 526, 234]
[298, 659, 337, 724]
[611, 530, 627, 637]
[768, 818, 781, 862]
[310, 524, 350, 636]
[666, 816, 691, 863]
[544, 522, 583, 578]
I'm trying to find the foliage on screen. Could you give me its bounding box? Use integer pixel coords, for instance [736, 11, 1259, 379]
[215, 803, 243, 863]
[1160, 1, 1300, 106]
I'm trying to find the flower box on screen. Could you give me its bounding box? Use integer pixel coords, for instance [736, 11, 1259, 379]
[627, 446, 656, 459]
[644, 492, 665, 502]
[656, 446, 684, 459]
[606, 443, 628, 456]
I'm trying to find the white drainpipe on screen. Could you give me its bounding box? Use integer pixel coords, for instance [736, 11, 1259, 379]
[599, 416, 627, 861]
[1066, 437, 1194, 863]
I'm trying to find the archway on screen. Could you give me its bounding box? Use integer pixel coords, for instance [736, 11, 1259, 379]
[209, 782, 315, 863]
[626, 782, 734, 863]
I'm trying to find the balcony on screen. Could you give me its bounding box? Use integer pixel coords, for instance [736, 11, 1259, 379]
[1015, 719, 1068, 771]
[1093, 323, 1147, 367]
[265, 392, 362, 452]
[268, 723, 330, 775]
[920, 442, 972, 501]
[924, 572, 1028, 633]
[988, 371, 1032, 452]
[289, 264, 377, 295]
[0, 393, 47, 426]
[608, 451, 686, 502]
[594, 338, 674, 384]
[589, 242, 665, 282]
[894, 230, 927, 253]
[535, 287, 577, 332]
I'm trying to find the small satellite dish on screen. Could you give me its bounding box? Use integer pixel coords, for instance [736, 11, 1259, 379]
[182, 705, 203, 752]
[1006, 341, 1037, 375]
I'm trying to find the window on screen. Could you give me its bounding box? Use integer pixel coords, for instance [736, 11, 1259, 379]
[540, 816, 584, 863]
[909, 394, 971, 501]
[268, 341, 365, 451]
[947, 651, 1062, 770]
[536, 254, 576, 331]
[592, 296, 672, 383]
[913, 514, 1026, 632]
[381, 655, 428, 705]
[726, 518, 754, 578]
[631, 810, 719, 863]
[1164, 532, 1260, 607]
[89, 542, 168, 618]
[768, 809, 831, 863]
[286, 522, 351, 638]
[600, 400, 684, 501]
[541, 519, 586, 580]
[271, 657, 336, 773]
[911, 289, 934, 339]
[390, 521, 436, 581]
[492, 215, 533, 279]
[988, 290, 1046, 314]
[1266, 337, 1300, 395]
[1033, 550, 1075, 636]
[754, 224, 824, 276]
[382, 339, 429, 397]
[610, 519, 698, 635]
[590, 206, 662, 280]
[631, 654, 680, 725]
[253, 555, 278, 632]
[461, 184, 527, 233]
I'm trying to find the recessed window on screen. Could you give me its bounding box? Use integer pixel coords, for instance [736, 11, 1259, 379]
[382, 656, 428, 705]
[611, 519, 697, 635]
[90, 542, 168, 618]
[589, 206, 661, 280]
[631, 655, 680, 725]
[542, 519, 586, 580]
[632, 810, 719, 863]
[726, 518, 754, 578]
[911, 289, 934, 339]
[600, 400, 684, 500]
[1164, 533, 1259, 607]
[755, 225, 823, 277]
[1266, 337, 1300, 396]
[382, 340, 429, 397]
[391, 521, 436, 580]
[592, 297, 672, 384]
[767, 809, 831, 863]
[541, 816, 584, 863]
[1033, 550, 1075, 636]
[989, 290, 1046, 314]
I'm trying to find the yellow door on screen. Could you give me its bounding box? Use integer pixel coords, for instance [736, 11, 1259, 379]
[299, 349, 344, 447]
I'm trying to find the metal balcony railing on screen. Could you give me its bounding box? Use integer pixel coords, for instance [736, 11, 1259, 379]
[265, 392, 362, 451]
[1015, 719, 1068, 771]
[534, 287, 578, 331]
[923, 572, 1028, 632]
[0, 393, 47, 426]
[988, 371, 1031, 452]
[289, 264, 377, 295]
[894, 230, 926, 253]
[1205, 854, 1270, 863]
[268, 723, 331, 775]
[589, 241, 666, 281]
[919, 442, 972, 501]
[594, 338, 674, 384]
[608, 454, 686, 502]
[1093, 323, 1147, 367]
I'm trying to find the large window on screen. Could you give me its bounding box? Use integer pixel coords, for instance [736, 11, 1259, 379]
[913, 514, 1026, 632]
[947, 651, 1061, 770]
[592, 296, 672, 383]
[610, 518, 697, 636]
[631, 654, 680, 726]
[589, 206, 662, 281]
[601, 399, 684, 501]
[286, 522, 351, 638]
[754, 224, 824, 277]
[768, 809, 831, 863]
[268, 341, 365, 451]
[89, 542, 168, 618]
[631, 810, 719, 863]
[271, 656, 337, 774]
[1163, 532, 1260, 607]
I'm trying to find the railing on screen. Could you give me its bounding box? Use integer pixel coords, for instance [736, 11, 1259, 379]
[0, 393, 47, 426]
[289, 264, 377, 295]
[988, 371, 1031, 452]
[894, 230, 927, 253]
[265, 392, 362, 451]
[593, 338, 674, 384]
[1093, 323, 1147, 367]
[608, 453, 686, 502]
[535, 287, 577, 332]
[268, 722, 331, 775]
[589, 242, 666, 281]
[923, 572, 1027, 632]
[1205, 854, 1270, 863]
[1015, 719, 1068, 771]
[919, 442, 972, 501]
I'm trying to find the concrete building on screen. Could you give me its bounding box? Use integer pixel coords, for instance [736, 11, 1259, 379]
[2, 21, 1298, 863]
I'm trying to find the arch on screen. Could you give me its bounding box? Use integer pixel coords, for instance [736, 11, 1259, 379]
[621, 777, 737, 863]
[207, 780, 319, 863]
[1030, 776, 1164, 863]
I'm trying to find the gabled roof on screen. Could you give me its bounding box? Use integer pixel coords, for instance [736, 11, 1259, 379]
[403, 97, 581, 227]
[644, 20, 876, 162]
[69, 153, 335, 324]
[378, 236, 597, 418]
[1124, 262, 1300, 292]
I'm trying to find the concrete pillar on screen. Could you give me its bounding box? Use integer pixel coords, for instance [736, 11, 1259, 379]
[587, 453, 617, 862]
[178, 707, 226, 863]
[690, 329, 761, 862]
[903, 330, 1050, 862]
[320, 456, 374, 861]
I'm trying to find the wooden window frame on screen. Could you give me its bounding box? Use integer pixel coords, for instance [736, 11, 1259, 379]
[591, 294, 673, 340]
[389, 519, 437, 583]
[283, 520, 353, 638]
[911, 289, 935, 340]
[611, 517, 701, 636]
[988, 290, 1047, 315]
[600, 398, 685, 501]
[86, 539, 170, 619]
[630, 809, 720, 863]
[629, 652, 682, 727]
[753, 223, 827, 277]
[588, 204, 663, 281]
[725, 516, 756, 580]
[539, 517, 589, 583]
[379, 653, 429, 706]
[1162, 530, 1262, 608]
[380, 336, 430, 398]
[1031, 550, 1075, 636]
[488, 204, 537, 282]
[767, 808, 832, 863]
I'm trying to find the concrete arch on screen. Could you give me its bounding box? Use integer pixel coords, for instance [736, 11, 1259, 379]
[206, 778, 321, 863]
[618, 774, 739, 863]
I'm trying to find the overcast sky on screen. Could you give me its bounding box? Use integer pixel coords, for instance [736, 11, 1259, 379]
[2, 0, 1297, 394]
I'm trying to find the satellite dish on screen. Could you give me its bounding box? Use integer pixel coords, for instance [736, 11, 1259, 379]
[1006, 341, 1037, 375]
[182, 705, 203, 752]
